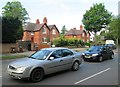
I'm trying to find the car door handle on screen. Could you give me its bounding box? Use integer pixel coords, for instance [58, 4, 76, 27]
[60, 60, 63, 62]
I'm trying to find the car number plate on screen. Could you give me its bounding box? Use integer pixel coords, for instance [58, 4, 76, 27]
[85, 56, 91, 58]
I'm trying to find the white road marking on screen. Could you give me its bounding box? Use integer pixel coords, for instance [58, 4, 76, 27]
[0, 76, 2, 78]
[75, 68, 111, 84]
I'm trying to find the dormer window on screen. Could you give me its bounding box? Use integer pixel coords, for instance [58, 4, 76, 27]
[42, 27, 46, 34]
[52, 29, 56, 34]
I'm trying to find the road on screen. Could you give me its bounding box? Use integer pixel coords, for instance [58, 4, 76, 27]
[1, 51, 119, 86]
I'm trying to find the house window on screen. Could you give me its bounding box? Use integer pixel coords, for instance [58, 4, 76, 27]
[87, 33, 89, 37]
[42, 27, 46, 34]
[42, 37, 47, 43]
[52, 29, 56, 34]
[82, 33, 84, 37]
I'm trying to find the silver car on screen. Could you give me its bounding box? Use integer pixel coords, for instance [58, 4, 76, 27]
[7, 47, 82, 82]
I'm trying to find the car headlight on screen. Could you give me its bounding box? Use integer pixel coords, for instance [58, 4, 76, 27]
[92, 54, 98, 56]
[82, 53, 85, 55]
[16, 67, 26, 73]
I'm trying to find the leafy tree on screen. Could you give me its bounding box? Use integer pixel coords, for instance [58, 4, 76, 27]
[108, 17, 119, 45]
[100, 17, 119, 45]
[82, 3, 112, 34]
[2, 17, 22, 43]
[61, 25, 67, 35]
[2, 1, 30, 24]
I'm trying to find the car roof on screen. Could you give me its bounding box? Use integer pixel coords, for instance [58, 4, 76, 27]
[41, 47, 69, 51]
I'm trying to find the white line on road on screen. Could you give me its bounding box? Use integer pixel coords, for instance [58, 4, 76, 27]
[0, 76, 2, 78]
[75, 68, 111, 85]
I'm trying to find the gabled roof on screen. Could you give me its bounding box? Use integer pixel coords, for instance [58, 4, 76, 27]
[23, 23, 59, 33]
[65, 28, 85, 36]
[23, 22, 48, 32]
[48, 24, 60, 33]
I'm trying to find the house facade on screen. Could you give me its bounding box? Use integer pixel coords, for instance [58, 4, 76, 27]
[65, 25, 90, 42]
[22, 17, 59, 50]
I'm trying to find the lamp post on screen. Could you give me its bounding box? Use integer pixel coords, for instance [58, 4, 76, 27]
[31, 32, 34, 51]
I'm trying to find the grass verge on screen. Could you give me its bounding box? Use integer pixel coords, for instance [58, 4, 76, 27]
[0, 55, 28, 60]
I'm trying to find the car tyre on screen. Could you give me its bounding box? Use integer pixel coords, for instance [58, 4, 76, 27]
[98, 56, 103, 62]
[30, 68, 44, 82]
[72, 61, 79, 71]
[110, 54, 114, 59]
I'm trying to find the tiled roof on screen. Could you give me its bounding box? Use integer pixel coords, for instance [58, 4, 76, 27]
[23, 22, 45, 32]
[48, 25, 54, 30]
[23, 22, 59, 33]
[48, 25, 60, 33]
[65, 29, 84, 36]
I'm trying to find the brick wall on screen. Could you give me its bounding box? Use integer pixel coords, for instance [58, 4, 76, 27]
[2, 43, 17, 53]
[22, 31, 31, 41]
[50, 28, 59, 42]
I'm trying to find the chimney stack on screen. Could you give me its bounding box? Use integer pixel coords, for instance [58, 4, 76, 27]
[36, 19, 40, 24]
[80, 25, 83, 31]
[43, 17, 47, 24]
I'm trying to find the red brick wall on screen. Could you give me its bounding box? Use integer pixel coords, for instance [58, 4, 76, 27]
[65, 35, 74, 38]
[50, 28, 59, 42]
[38, 26, 50, 44]
[22, 31, 31, 41]
[34, 31, 40, 45]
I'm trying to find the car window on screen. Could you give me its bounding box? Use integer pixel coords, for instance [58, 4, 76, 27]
[62, 49, 73, 57]
[88, 46, 103, 51]
[50, 50, 62, 58]
[29, 50, 52, 60]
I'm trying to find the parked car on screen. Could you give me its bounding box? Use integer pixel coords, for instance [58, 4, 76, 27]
[82, 45, 114, 62]
[105, 44, 116, 49]
[7, 47, 82, 82]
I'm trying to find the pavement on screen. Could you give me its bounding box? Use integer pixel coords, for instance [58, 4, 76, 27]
[1, 47, 88, 57]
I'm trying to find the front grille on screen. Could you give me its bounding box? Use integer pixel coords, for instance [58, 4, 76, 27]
[84, 54, 92, 58]
[9, 65, 16, 70]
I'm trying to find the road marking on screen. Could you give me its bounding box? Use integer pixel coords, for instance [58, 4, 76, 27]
[0, 76, 2, 78]
[75, 68, 111, 85]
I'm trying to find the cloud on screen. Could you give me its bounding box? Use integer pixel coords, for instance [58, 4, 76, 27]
[59, 3, 70, 11]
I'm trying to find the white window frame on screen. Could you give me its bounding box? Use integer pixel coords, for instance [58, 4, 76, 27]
[42, 37, 47, 43]
[42, 27, 46, 34]
[52, 29, 56, 35]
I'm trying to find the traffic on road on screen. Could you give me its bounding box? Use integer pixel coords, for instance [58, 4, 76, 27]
[1, 45, 119, 85]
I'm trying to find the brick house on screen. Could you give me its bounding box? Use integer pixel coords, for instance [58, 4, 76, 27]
[65, 25, 90, 42]
[22, 17, 59, 50]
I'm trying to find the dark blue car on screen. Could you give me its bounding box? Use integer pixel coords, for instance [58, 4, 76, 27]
[82, 45, 114, 62]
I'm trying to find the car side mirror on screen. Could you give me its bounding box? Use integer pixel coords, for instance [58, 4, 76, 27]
[49, 57, 54, 60]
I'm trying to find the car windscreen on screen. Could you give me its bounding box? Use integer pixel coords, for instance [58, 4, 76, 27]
[88, 46, 103, 51]
[29, 50, 52, 60]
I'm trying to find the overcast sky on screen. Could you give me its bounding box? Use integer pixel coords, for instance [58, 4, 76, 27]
[0, 0, 119, 31]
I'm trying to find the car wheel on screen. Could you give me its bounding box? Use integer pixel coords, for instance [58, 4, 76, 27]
[98, 56, 103, 62]
[110, 54, 114, 59]
[72, 61, 79, 71]
[30, 68, 44, 82]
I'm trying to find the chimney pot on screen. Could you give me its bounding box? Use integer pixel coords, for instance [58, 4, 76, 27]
[36, 19, 40, 24]
[43, 17, 47, 24]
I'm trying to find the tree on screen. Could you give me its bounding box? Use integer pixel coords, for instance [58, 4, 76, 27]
[2, 1, 30, 24]
[2, 17, 22, 43]
[108, 17, 119, 45]
[82, 3, 112, 34]
[100, 16, 119, 45]
[61, 25, 67, 35]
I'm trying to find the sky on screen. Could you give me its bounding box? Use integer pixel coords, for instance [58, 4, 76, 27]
[0, 0, 119, 31]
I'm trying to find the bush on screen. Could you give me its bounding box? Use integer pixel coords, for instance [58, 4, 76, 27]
[85, 42, 91, 47]
[53, 36, 85, 47]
